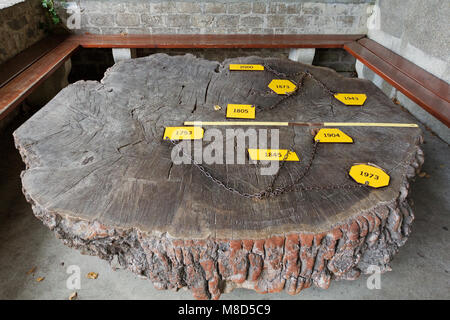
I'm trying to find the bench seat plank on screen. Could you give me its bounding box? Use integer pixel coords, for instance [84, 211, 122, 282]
[0, 35, 67, 89]
[358, 38, 450, 103]
[70, 34, 365, 49]
[345, 41, 450, 127]
[0, 40, 79, 121]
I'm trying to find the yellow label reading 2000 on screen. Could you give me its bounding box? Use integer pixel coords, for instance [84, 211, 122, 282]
[229, 64, 265, 71]
[226, 104, 255, 119]
[163, 127, 204, 140]
[248, 149, 300, 161]
[349, 163, 390, 188]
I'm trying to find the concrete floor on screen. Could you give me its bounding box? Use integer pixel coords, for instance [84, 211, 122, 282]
[0, 116, 448, 300]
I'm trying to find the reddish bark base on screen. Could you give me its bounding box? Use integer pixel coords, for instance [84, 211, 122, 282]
[24, 183, 418, 300]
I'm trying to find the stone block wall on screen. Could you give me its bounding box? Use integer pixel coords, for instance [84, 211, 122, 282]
[69, 0, 374, 35]
[0, 0, 48, 64]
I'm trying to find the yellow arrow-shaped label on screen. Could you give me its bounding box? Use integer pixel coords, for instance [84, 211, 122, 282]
[334, 93, 367, 106]
[248, 149, 299, 161]
[229, 64, 264, 71]
[314, 128, 353, 143]
[163, 127, 204, 140]
[268, 79, 297, 95]
[226, 104, 255, 119]
[349, 163, 390, 188]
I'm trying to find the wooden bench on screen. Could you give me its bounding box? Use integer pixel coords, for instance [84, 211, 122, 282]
[0, 33, 449, 128]
[345, 38, 450, 127]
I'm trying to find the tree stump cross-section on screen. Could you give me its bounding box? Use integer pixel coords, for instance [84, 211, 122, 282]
[14, 54, 424, 299]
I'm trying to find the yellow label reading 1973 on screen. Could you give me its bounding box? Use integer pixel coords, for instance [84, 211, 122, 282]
[226, 104, 255, 119]
[163, 127, 204, 140]
[334, 93, 367, 106]
[248, 149, 300, 161]
[314, 128, 353, 143]
[349, 163, 390, 188]
[229, 64, 265, 71]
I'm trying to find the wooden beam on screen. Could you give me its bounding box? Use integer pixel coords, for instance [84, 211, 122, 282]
[0, 40, 79, 121]
[344, 41, 450, 127]
[70, 34, 365, 49]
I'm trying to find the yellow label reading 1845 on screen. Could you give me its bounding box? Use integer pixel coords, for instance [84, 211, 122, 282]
[349, 163, 390, 188]
[314, 128, 353, 143]
[248, 149, 300, 161]
[226, 104, 255, 119]
[229, 64, 265, 71]
[163, 127, 204, 140]
[268, 79, 297, 95]
[334, 93, 367, 106]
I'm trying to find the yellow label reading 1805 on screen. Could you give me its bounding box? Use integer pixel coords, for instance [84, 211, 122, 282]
[226, 104, 255, 119]
[349, 163, 390, 188]
[334, 93, 367, 106]
[314, 128, 353, 143]
[248, 149, 300, 161]
[229, 64, 265, 71]
[163, 126, 204, 140]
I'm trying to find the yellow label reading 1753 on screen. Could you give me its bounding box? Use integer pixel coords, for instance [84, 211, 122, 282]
[163, 127, 204, 140]
[334, 93, 367, 106]
[226, 104, 255, 119]
[248, 149, 300, 161]
[314, 128, 353, 143]
[229, 64, 265, 71]
[349, 163, 390, 188]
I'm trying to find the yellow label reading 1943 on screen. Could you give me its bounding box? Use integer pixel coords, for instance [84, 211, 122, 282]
[248, 149, 300, 161]
[334, 93, 367, 106]
[163, 126, 204, 140]
[314, 128, 353, 143]
[229, 64, 265, 71]
[268, 79, 297, 95]
[349, 163, 390, 188]
[226, 104, 255, 119]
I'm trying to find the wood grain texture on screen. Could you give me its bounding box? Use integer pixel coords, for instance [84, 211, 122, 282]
[71, 34, 365, 49]
[345, 41, 450, 127]
[14, 54, 424, 299]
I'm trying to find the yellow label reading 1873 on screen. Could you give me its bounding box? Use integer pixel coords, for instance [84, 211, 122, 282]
[349, 163, 390, 188]
[226, 104, 255, 119]
[163, 127, 204, 140]
[229, 64, 265, 71]
[334, 93, 367, 106]
[314, 128, 353, 143]
[268, 79, 297, 95]
[248, 149, 300, 161]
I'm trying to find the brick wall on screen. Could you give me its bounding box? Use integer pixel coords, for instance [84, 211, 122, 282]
[0, 0, 48, 64]
[69, 0, 374, 35]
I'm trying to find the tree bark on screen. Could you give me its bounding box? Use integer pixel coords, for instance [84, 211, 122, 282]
[14, 54, 424, 299]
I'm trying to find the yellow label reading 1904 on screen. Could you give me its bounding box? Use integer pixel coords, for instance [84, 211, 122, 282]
[163, 126, 204, 140]
[248, 149, 300, 161]
[314, 128, 353, 143]
[268, 79, 297, 95]
[229, 64, 265, 71]
[226, 104, 255, 119]
[349, 163, 390, 188]
[334, 93, 367, 106]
